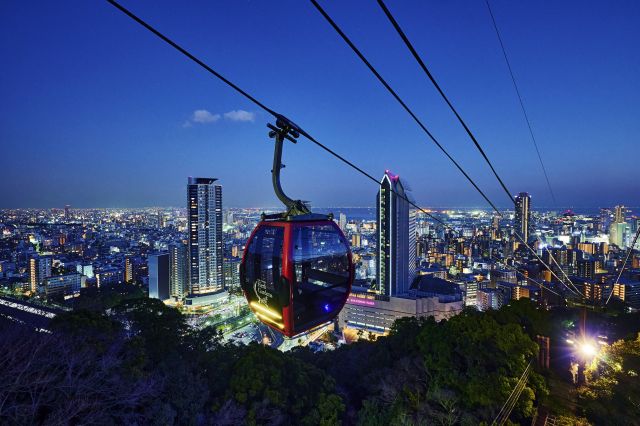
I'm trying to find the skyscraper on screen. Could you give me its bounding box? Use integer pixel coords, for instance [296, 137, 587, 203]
[614, 205, 626, 224]
[514, 192, 532, 242]
[376, 170, 416, 297]
[599, 208, 613, 233]
[169, 241, 188, 300]
[124, 256, 134, 283]
[187, 177, 223, 296]
[148, 253, 170, 300]
[609, 222, 626, 248]
[339, 213, 347, 232]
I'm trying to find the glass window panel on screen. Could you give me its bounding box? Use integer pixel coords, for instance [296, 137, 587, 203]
[244, 225, 285, 319]
[292, 223, 350, 333]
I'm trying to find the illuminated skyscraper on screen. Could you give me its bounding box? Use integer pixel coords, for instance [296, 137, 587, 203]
[376, 170, 416, 296]
[169, 241, 188, 300]
[124, 256, 134, 283]
[614, 205, 626, 223]
[609, 222, 627, 248]
[514, 192, 532, 242]
[149, 253, 170, 300]
[187, 177, 223, 296]
[339, 213, 347, 232]
[599, 208, 613, 233]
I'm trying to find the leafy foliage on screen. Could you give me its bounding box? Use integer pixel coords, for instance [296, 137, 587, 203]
[578, 334, 640, 424]
[0, 298, 553, 425]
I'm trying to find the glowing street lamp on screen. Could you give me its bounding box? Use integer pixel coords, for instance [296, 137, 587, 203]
[578, 340, 597, 360]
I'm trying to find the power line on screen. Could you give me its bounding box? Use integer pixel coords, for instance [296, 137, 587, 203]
[484, 0, 557, 205]
[492, 360, 532, 425]
[606, 226, 640, 305]
[375, 0, 514, 205]
[309, 0, 503, 215]
[104, 0, 451, 231]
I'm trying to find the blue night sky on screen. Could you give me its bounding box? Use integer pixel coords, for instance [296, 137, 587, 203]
[1, 1, 638, 209]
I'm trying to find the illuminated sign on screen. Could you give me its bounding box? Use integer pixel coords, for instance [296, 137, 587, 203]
[346, 297, 376, 307]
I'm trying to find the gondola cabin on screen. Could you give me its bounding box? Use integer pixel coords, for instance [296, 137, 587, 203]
[240, 215, 353, 337]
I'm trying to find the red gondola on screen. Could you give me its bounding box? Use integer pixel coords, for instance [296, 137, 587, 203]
[240, 117, 353, 337]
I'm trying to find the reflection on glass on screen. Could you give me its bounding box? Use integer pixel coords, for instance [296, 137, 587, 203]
[244, 226, 284, 322]
[292, 224, 350, 333]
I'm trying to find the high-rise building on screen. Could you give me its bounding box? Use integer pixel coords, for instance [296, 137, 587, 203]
[614, 205, 626, 224]
[599, 208, 613, 233]
[339, 213, 347, 232]
[223, 257, 241, 292]
[609, 222, 627, 248]
[225, 211, 235, 225]
[577, 257, 599, 280]
[29, 256, 52, 293]
[491, 215, 500, 240]
[169, 241, 189, 300]
[149, 253, 170, 300]
[376, 170, 416, 296]
[187, 177, 223, 296]
[64, 205, 71, 222]
[514, 192, 532, 242]
[124, 256, 134, 283]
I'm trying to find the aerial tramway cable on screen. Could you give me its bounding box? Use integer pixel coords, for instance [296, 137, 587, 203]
[375, 0, 514, 205]
[310, 0, 583, 299]
[105, 0, 454, 232]
[106, 0, 576, 301]
[309, 0, 503, 215]
[484, 0, 557, 205]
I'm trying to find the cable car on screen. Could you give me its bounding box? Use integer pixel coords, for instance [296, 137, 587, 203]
[240, 117, 353, 337]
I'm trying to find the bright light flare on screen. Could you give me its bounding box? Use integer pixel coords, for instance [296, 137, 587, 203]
[579, 341, 597, 358]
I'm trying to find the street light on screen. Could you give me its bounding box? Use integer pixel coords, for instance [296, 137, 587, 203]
[578, 340, 597, 360]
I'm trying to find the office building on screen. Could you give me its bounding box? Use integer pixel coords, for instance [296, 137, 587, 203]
[223, 256, 241, 292]
[514, 192, 532, 242]
[609, 222, 627, 248]
[577, 257, 600, 280]
[187, 177, 223, 296]
[29, 256, 52, 293]
[96, 267, 123, 287]
[149, 253, 170, 300]
[477, 288, 502, 311]
[613, 281, 640, 308]
[491, 268, 518, 286]
[124, 256, 134, 283]
[44, 273, 83, 298]
[614, 205, 626, 224]
[76, 263, 94, 279]
[338, 285, 463, 335]
[169, 241, 189, 300]
[376, 170, 416, 297]
[599, 208, 612, 233]
[339, 213, 347, 232]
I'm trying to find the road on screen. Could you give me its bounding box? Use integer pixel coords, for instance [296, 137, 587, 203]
[0, 296, 63, 331]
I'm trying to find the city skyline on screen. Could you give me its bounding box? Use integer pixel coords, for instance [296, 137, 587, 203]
[2, 1, 639, 209]
[2, 2, 640, 424]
